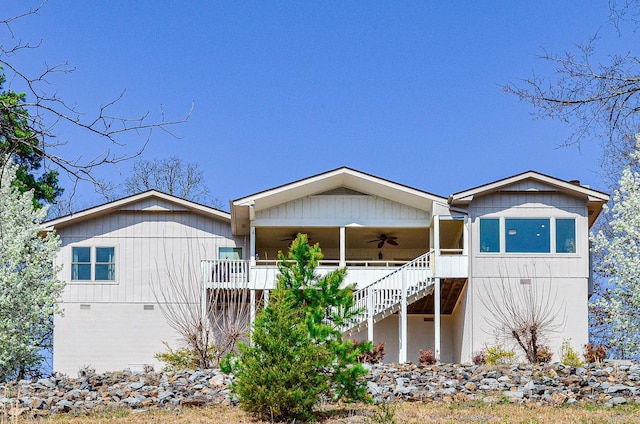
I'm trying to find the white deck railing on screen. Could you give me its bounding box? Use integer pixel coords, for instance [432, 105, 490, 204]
[344, 250, 434, 332]
[202, 259, 250, 288]
[254, 259, 410, 267]
[201, 251, 438, 336]
[201, 249, 453, 295]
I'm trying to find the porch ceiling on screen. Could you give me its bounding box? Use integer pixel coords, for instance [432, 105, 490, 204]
[255, 226, 430, 250]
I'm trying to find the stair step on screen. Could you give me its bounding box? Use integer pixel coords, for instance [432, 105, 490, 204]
[340, 251, 435, 334]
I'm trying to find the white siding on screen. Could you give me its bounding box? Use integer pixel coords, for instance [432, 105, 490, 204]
[53, 201, 240, 374]
[470, 192, 589, 278]
[56, 212, 241, 304]
[255, 195, 430, 227]
[465, 189, 590, 363]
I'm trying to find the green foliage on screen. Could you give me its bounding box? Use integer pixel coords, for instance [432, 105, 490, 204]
[0, 70, 62, 207]
[0, 159, 63, 380]
[231, 286, 329, 421]
[154, 342, 219, 372]
[367, 401, 397, 424]
[484, 345, 517, 365]
[560, 339, 584, 367]
[231, 234, 371, 421]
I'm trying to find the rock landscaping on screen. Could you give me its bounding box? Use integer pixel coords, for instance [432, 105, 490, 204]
[2, 361, 640, 417]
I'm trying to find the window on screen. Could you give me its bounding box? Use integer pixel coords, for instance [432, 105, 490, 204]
[479, 217, 576, 254]
[505, 218, 550, 253]
[480, 218, 500, 252]
[71, 246, 116, 281]
[95, 247, 116, 281]
[218, 247, 242, 260]
[71, 247, 91, 281]
[556, 218, 576, 253]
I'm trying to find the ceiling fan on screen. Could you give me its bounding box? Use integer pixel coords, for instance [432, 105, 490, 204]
[280, 233, 311, 243]
[367, 234, 398, 248]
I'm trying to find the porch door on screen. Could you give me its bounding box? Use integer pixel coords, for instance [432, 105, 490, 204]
[217, 247, 244, 283]
[218, 247, 242, 260]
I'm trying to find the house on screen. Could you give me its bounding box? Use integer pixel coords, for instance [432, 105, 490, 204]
[43, 167, 608, 374]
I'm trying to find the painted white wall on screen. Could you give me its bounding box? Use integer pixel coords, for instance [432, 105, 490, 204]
[451, 282, 471, 363]
[53, 199, 243, 374]
[255, 195, 430, 227]
[351, 314, 455, 364]
[463, 184, 591, 363]
[54, 303, 182, 375]
[469, 276, 588, 363]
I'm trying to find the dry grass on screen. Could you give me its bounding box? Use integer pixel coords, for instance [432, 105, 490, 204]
[4, 401, 640, 423]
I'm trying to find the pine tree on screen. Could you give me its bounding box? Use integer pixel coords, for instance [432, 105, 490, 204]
[230, 234, 371, 421]
[232, 286, 329, 421]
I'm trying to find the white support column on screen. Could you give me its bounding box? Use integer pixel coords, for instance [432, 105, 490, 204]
[250, 289, 256, 337]
[201, 261, 208, 342]
[434, 277, 441, 363]
[339, 226, 346, 267]
[434, 215, 440, 256]
[463, 216, 469, 256]
[367, 289, 374, 342]
[264, 289, 269, 308]
[399, 270, 408, 363]
[429, 223, 434, 251]
[250, 226, 256, 266]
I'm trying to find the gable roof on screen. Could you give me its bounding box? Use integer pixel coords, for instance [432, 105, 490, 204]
[42, 190, 230, 231]
[448, 170, 610, 227]
[230, 167, 448, 235]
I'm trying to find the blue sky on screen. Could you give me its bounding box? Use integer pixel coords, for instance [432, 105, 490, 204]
[3, 1, 629, 209]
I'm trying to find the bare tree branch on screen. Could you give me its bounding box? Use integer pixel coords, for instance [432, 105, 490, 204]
[120, 156, 222, 208]
[151, 241, 251, 369]
[506, 2, 640, 183]
[1, 3, 192, 195]
[479, 263, 566, 363]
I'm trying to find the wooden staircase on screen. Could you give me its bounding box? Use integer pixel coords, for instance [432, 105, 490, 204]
[342, 251, 435, 336]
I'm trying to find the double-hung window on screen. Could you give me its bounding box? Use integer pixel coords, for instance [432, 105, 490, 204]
[71, 247, 116, 281]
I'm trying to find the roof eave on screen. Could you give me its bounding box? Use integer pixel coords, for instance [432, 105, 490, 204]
[42, 190, 230, 231]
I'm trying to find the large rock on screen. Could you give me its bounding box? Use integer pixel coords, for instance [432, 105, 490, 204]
[4, 361, 640, 416]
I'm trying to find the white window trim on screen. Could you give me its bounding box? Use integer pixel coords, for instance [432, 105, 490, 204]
[69, 245, 118, 284]
[478, 217, 577, 256]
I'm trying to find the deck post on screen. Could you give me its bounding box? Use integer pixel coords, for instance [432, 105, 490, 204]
[399, 270, 408, 363]
[250, 289, 256, 340]
[264, 289, 269, 308]
[250, 226, 256, 266]
[339, 226, 346, 267]
[434, 277, 441, 362]
[201, 261, 208, 345]
[367, 289, 374, 342]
